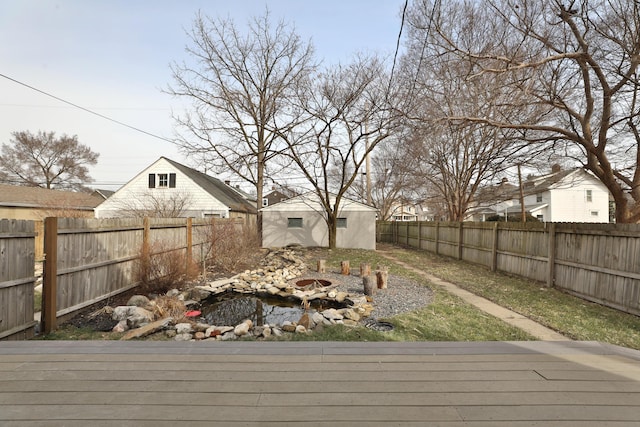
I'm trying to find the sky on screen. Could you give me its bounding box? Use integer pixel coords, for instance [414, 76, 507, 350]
[0, 0, 405, 191]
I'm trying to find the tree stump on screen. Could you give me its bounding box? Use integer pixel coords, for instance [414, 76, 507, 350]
[376, 266, 388, 289]
[341, 260, 350, 275]
[363, 275, 375, 296]
[360, 263, 371, 277]
[317, 259, 326, 273]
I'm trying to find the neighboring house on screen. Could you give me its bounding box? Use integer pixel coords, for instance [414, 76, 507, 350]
[94, 157, 257, 222]
[471, 167, 611, 223]
[261, 192, 377, 250]
[0, 183, 102, 220]
[387, 202, 438, 221]
[90, 189, 115, 200]
[262, 186, 297, 208]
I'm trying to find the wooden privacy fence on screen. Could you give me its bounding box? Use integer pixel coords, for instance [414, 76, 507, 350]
[40, 217, 228, 334]
[377, 221, 640, 317]
[0, 219, 37, 340]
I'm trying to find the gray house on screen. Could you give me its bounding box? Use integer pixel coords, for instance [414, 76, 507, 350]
[261, 192, 377, 250]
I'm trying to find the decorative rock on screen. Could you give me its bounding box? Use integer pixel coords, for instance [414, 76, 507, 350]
[194, 331, 206, 340]
[281, 321, 296, 333]
[164, 329, 177, 338]
[175, 323, 193, 334]
[335, 292, 348, 303]
[311, 312, 325, 325]
[126, 295, 150, 307]
[174, 333, 193, 341]
[234, 319, 253, 336]
[321, 308, 343, 321]
[295, 325, 307, 333]
[166, 289, 181, 297]
[261, 326, 272, 338]
[112, 320, 128, 333]
[125, 307, 155, 329]
[220, 332, 237, 341]
[271, 327, 283, 337]
[342, 308, 361, 321]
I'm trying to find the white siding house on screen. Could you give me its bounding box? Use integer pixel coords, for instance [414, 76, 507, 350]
[94, 157, 256, 221]
[479, 168, 610, 223]
[261, 192, 377, 249]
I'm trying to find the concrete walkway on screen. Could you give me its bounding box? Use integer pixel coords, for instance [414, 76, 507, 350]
[377, 251, 570, 341]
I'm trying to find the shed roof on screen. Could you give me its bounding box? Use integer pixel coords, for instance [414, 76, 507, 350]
[261, 191, 377, 212]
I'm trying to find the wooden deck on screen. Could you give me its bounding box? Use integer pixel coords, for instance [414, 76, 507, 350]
[1, 341, 640, 426]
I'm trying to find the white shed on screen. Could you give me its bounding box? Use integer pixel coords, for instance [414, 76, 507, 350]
[261, 192, 377, 250]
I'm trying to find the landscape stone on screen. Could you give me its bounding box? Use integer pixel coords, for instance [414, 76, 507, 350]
[175, 323, 193, 334]
[126, 295, 150, 307]
[174, 333, 193, 341]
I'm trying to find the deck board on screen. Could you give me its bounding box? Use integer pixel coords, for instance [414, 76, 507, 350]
[1, 341, 639, 425]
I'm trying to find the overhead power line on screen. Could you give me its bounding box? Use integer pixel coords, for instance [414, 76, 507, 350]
[0, 72, 175, 144]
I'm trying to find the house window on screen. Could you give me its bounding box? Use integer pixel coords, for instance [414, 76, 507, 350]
[287, 217, 303, 228]
[158, 174, 169, 188]
[262, 198, 268, 207]
[536, 214, 544, 221]
[149, 173, 176, 188]
[586, 189, 593, 202]
[591, 210, 599, 217]
[536, 193, 542, 203]
[337, 217, 347, 228]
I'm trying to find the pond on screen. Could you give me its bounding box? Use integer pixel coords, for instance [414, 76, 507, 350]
[199, 291, 342, 327]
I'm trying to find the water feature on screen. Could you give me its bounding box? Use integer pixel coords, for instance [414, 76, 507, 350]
[199, 291, 342, 327]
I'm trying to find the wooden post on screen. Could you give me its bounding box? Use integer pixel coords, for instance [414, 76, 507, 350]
[317, 259, 326, 273]
[418, 222, 423, 249]
[42, 217, 58, 334]
[435, 221, 440, 255]
[341, 260, 350, 275]
[405, 222, 409, 246]
[458, 222, 464, 260]
[186, 218, 193, 272]
[363, 275, 375, 296]
[360, 263, 371, 277]
[491, 222, 499, 272]
[547, 223, 556, 288]
[376, 266, 388, 289]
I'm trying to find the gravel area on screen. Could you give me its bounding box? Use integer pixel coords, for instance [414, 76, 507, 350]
[295, 269, 434, 320]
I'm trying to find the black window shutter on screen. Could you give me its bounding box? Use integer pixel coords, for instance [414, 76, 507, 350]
[169, 173, 176, 188]
[148, 174, 156, 188]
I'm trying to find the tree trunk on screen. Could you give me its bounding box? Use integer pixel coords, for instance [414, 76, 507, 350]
[376, 266, 388, 289]
[341, 260, 350, 275]
[363, 275, 375, 296]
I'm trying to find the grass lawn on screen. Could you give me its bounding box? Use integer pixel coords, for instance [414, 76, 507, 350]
[37, 245, 640, 348]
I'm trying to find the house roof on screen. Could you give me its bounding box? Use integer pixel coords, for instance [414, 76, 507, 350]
[161, 158, 257, 214]
[0, 184, 103, 210]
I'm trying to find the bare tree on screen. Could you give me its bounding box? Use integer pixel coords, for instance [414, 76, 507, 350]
[409, 0, 640, 222]
[168, 10, 316, 227]
[0, 131, 98, 190]
[112, 191, 193, 218]
[282, 55, 398, 248]
[348, 131, 422, 220]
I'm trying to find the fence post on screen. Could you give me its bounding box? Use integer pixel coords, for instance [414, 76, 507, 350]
[405, 222, 409, 246]
[418, 222, 422, 249]
[435, 221, 440, 255]
[186, 217, 193, 271]
[547, 223, 556, 287]
[458, 222, 464, 260]
[491, 222, 499, 272]
[42, 217, 58, 334]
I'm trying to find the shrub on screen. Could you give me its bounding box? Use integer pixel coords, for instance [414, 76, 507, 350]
[202, 219, 261, 273]
[134, 240, 198, 293]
